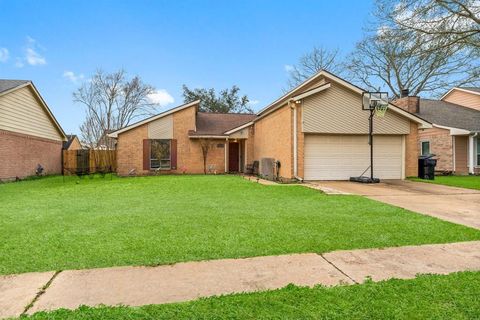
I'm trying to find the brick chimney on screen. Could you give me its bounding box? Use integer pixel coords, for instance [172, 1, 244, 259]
[394, 89, 420, 113]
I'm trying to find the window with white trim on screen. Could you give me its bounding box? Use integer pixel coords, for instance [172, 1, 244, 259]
[421, 141, 430, 156]
[150, 139, 171, 169]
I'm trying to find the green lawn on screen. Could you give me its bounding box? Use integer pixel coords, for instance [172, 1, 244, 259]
[1, 175, 480, 275]
[24, 272, 480, 319]
[410, 175, 480, 190]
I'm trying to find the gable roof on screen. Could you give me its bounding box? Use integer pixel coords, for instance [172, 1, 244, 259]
[441, 87, 480, 100]
[0, 79, 67, 140]
[189, 112, 256, 137]
[257, 70, 431, 128]
[0, 80, 30, 94]
[63, 134, 81, 149]
[416, 99, 480, 132]
[108, 100, 200, 138]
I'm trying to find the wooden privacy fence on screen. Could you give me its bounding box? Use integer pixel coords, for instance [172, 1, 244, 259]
[63, 150, 117, 175]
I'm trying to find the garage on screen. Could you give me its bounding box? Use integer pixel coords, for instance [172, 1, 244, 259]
[304, 134, 404, 180]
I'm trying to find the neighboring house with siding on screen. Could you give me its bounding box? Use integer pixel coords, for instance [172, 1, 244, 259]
[395, 89, 480, 175]
[109, 70, 431, 180]
[0, 80, 66, 181]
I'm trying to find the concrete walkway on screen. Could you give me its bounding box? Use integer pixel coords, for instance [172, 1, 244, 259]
[311, 180, 480, 229]
[2, 241, 480, 318]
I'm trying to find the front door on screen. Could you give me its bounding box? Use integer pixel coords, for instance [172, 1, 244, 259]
[228, 142, 239, 172]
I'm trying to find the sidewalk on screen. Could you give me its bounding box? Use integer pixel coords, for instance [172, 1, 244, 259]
[1, 241, 480, 319]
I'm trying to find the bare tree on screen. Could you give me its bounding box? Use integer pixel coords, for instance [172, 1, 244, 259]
[286, 46, 346, 89]
[383, 0, 480, 50]
[198, 139, 216, 174]
[347, 5, 480, 98]
[74, 70, 159, 149]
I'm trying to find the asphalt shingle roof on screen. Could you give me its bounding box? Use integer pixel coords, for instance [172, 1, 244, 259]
[189, 112, 256, 136]
[0, 79, 30, 94]
[416, 99, 480, 132]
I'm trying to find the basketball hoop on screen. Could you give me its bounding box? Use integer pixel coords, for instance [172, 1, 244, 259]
[374, 103, 388, 117]
[350, 91, 389, 184]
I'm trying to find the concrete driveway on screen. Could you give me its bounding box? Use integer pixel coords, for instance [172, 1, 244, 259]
[310, 180, 480, 229]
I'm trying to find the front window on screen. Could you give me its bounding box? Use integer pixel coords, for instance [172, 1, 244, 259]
[150, 139, 171, 169]
[421, 141, 430, 156]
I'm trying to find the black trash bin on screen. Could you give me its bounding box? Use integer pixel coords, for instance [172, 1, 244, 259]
[418, 154, 437, 180]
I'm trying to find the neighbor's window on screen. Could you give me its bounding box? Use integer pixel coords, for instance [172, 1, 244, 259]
[421, 141, 430, 156]
[150, 139, 171, 169]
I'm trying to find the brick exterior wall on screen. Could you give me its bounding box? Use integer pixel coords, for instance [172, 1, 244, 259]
[253, 104, 293, 179]
[405, 122, 420, 177]
[418, 127, 453, 172]
[0, 129, 62, 180]
[116, 105, 228, 176]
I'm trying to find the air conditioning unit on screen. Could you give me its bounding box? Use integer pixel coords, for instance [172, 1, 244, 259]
[260, 158, 275, 180]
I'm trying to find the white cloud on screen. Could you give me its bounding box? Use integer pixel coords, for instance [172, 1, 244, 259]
[15, 37, 46, 67]
[63, 71, 85, 83]
[249, 99, 260, 106]
[0, 48, 9, 62]
[147, 89, 175, 106]
[284, 64, 294, 73]
[26, 48, 46, 65]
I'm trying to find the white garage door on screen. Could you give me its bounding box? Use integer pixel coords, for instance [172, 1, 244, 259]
[304, 135, 403, 180]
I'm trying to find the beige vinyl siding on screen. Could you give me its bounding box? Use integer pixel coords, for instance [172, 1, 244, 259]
[443, 90, 480, 111]
[302, 82, 410, 134]
[147, 115, 173, 139]
[304, 134, 403, 180]
[0, 86, 63, 141]
[229, 127, 249, 139]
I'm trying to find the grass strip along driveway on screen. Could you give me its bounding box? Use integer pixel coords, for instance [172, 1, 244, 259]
[24, 271, 480, 319]
[1, 175, 480, 275]
[410, 175, 480, 190]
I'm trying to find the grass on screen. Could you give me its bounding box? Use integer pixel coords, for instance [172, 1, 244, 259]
[1, 175, 480, 275]
[23, 271, 480, 319]
[410, 175, 480, 190]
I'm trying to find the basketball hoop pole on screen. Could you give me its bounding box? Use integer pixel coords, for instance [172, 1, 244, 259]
[369, 107, 374, 181]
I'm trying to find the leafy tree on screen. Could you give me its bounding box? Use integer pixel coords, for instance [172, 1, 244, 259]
[182, 85, 253, 113]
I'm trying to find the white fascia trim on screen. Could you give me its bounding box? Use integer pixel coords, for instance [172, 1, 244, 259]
[257, 71, 330, 115]
[441, 87, 480, 100]
[257, 69, 431, 128]
[292, 83, 331, 101]
[108, 100, 201, 138]
[433, 124, 471, 135]
[224, 121, 254, 135]
[189, 135, 228, 139]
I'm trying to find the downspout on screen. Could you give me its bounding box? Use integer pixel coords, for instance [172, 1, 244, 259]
[469, 133, 478, 174]
[289, 99, 303, 182]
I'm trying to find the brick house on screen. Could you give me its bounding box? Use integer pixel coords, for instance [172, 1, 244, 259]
[110, 71, 431, 180]
[0, 80, 66, 181]
[395, 88, 480, 175]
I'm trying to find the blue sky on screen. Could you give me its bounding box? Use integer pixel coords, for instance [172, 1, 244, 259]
[0, 0, 373, 134]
